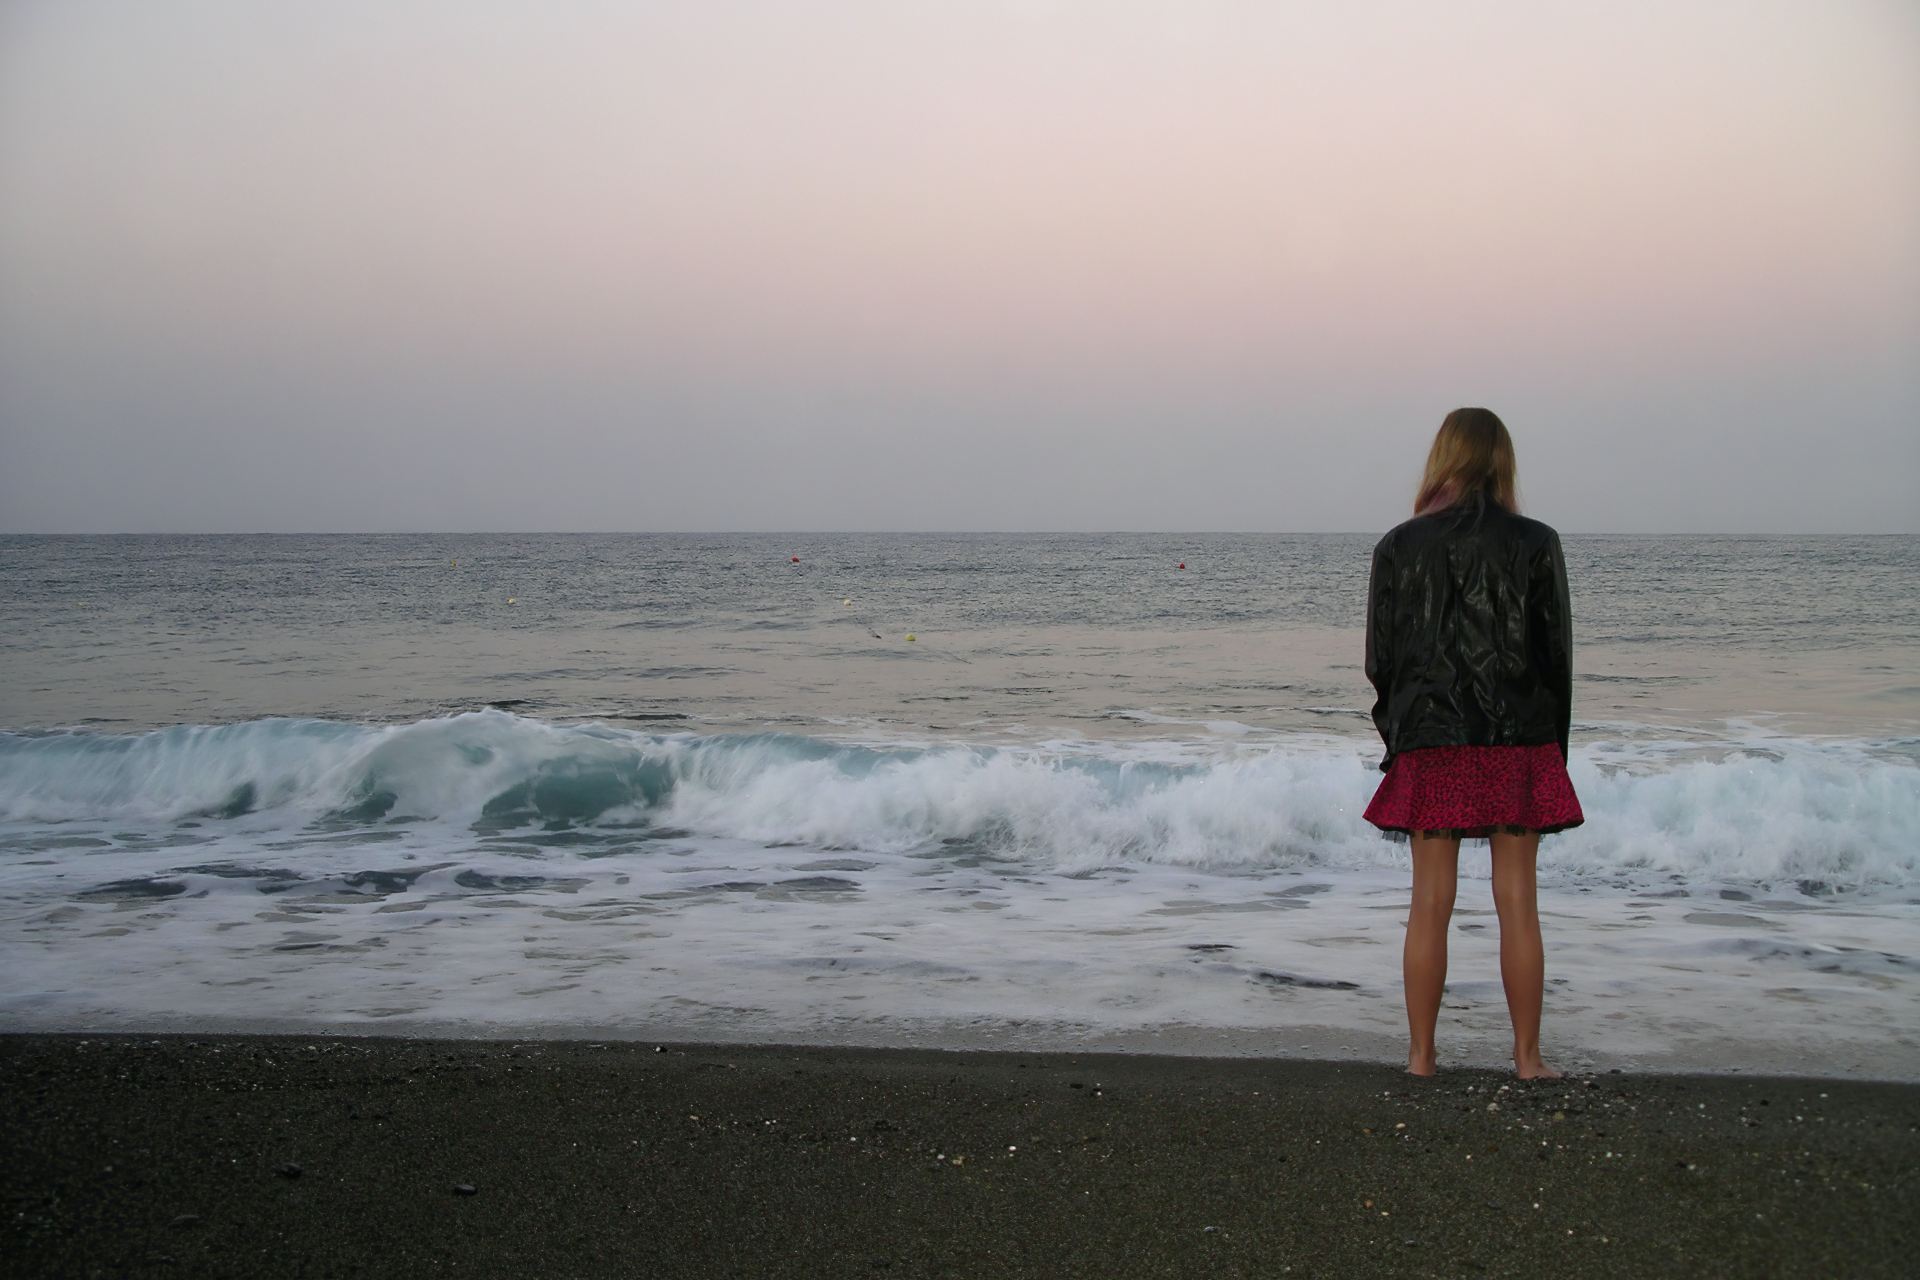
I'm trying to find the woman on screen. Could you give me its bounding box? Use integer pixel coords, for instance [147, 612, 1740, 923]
[1363, 408, 1582, 1080]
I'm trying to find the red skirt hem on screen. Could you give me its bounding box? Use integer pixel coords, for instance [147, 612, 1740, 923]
[1364, 744, 1583, 840]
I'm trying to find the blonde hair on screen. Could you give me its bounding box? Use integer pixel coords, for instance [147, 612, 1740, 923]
[1414, 407, 1519, 515]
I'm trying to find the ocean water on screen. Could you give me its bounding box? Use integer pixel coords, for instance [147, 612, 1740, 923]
[2, 533, 1917, 1078]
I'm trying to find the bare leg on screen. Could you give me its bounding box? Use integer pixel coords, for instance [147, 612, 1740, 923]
[1490, 830, 1560, 1079]
[1404, 833, 1460, 1076]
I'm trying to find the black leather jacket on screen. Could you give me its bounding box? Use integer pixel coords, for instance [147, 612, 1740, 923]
[1364, 496, 1572, 772]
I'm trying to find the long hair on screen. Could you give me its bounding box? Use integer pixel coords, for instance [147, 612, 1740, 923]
[1414, 407, 1519, 515]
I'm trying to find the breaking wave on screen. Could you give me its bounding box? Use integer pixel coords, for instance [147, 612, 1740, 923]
[2, 711, 1915, 889]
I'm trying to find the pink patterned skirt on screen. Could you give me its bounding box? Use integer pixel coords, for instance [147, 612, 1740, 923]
[1364, 743, 1583, 841]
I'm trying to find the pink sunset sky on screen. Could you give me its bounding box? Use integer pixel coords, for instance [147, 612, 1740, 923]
[1, 0, 1914, 532]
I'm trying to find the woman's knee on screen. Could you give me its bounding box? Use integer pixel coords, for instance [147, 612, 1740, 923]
[1490, 883, 1533, 927]
[1409, 884, 1457, 920]
[1408, 837, 1461, 920]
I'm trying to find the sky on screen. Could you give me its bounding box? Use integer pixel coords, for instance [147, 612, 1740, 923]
[0, 0, 1915, 534]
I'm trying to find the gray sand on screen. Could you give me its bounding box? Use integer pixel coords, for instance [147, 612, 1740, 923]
[3, 1034, 1914, 1278]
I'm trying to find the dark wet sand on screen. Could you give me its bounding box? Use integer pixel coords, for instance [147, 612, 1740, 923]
[3, 1034, 1914, 1278]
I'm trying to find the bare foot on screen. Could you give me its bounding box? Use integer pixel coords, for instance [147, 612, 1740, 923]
[1514, 1057, 1562, 1080]
[1406, 1051, 1438, 1077]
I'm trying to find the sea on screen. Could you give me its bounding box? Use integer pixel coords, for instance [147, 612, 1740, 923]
[2, 532, 1916, 1079]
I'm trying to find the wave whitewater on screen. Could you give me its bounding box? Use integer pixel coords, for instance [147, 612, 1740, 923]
[2, 711, 1915, 889]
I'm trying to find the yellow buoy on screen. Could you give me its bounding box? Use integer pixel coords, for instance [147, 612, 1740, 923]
[506, 597, 517, 605]
[905, 633, 916, 642]
[843, 598, 853, 607]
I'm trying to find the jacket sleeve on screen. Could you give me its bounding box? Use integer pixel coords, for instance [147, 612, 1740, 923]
[1535, 531, 1573, 763]
[1363, 537, 1394, 771]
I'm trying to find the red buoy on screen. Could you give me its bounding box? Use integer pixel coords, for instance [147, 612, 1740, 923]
[790, 555, 800, 563]
[1177, 562, 1186, 570]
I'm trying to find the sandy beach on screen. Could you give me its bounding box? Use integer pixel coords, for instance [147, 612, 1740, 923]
[3, 1034, 1914, 1278]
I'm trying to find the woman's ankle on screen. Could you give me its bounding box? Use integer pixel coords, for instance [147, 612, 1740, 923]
[1512, 1049, 1560, 1080]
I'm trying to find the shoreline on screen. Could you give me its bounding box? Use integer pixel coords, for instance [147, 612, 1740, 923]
[5, 1032, 1915, 1278]
[5, 1012, 1915, 1085]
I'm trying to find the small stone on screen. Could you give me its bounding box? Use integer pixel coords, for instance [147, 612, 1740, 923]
[275, 1163, 302, 1179]
[454, 1183, 478, 1196]
[169, 1214, 201, 1229]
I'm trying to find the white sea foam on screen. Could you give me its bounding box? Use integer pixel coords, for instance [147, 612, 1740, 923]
[4, 712, 1917, 1075]
[2, 711, 1915, 889]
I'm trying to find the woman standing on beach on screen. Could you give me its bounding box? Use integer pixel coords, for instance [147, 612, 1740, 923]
[1362, 408, 1583, 1079]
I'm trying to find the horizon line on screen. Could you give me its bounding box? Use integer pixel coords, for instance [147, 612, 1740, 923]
[5, 528, 1916, 539]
